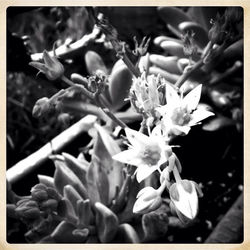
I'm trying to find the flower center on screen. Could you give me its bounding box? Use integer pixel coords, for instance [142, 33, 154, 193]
[171, 107, 191, 126]
[140, 143, 161, 166]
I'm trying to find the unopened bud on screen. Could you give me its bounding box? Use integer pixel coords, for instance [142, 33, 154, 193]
[32, 97, 51, 118]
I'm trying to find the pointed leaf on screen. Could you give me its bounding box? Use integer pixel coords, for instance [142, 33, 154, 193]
[86, 157, 109, 205]
[63, 185, 83, 214]
[95, 202, 119, 243]
[53, 159, 88, 200]
[57, 198, 78, 225]
[62, 152, 88, 186]
[37, 175, 55, 188]
[93, 125, 123, 202]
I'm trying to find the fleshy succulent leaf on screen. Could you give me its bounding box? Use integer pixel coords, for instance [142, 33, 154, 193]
[95, 202, 119, 243]
[53, 159, 88, 200]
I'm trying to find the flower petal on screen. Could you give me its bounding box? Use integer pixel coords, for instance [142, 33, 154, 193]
[136, 165, 158, 183]
[43, 50, 56, 68]
[125, 128, 150, 148]
[182, 84, 202, 112]
[165, 83, 180, 110]
[171, 182, 198, 219]
[29, 62, 47, 73]
[112, 149, 144, 166]
[171, 125, 191, 135]
[189, 109, 214, 126]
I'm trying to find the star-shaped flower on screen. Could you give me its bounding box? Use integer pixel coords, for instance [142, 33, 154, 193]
[156, 84, 214, 138]
[112, 127, 171, 183]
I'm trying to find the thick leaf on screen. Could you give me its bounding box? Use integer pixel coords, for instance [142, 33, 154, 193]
[86, 157, 109, 205]
[53, 159, 88, 200]
[222, 39, 243, 61]
[93, 124, 124, 203]
[51, 221, 88, 243]
[62, 152, 88, 186]
[37, 175, 55, 188]
[57, 198, 78, 225]
[150, 54, 181, 75]
[112, 223, 140, 243]
[158, 7, 192, 30]
[63, 185, 83, 214]
[160, 40, 186, 58]
[109, 59, 133, 111]
[142, 207, 169, 241]
[202, 115, 235, 131]
[149, 66, 179, 84]
[76, 199, 93, 227]
[95, 202, 119, 243]
[84, 50, 108, 75]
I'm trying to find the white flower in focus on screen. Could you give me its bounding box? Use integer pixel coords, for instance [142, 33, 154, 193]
[156, 84, 214, 137]
[169, 180, 198, 221]
[133, 186, 162, 214]
[112, 127, 171, 183]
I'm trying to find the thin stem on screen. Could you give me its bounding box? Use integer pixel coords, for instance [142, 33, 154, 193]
[61, 75, 75, 86]
[100, 107, 127, 129]
[122, 53, 140, 78]
[157, 179, 167, 195]
[175, 58, 204, 88]
[173, 165, 182, 184]
[61, 76, 94, 100]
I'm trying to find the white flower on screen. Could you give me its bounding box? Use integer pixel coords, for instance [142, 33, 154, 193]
[156, 84, 214, 137]
[133, 186, 162, 214]
[112, 127, 171, 183]
[169, 180, 198, 220]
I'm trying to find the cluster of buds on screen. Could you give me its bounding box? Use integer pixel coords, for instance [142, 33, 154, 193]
[15, 184, 61, 222]
[130, 72, 165, 123]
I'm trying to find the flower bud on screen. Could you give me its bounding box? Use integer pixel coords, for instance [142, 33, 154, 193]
[29, 50, 64, 81]
[32, 97, 51, 118]
[31, 184, 48, 201]
[169, 179, 198, 220]
[15, 199, 40, 219]
[133, 187, 162, 214]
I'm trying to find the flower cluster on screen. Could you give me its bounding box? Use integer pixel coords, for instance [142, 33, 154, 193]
[113, 75, 211, 222]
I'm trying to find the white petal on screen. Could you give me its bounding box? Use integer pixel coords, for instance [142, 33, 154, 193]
[136, 186, 155, 198]
[171, 125, 191, 135]
[125, 128, 150, 148]
[133, 198, 153, 213]
[182, 84, 202, 112]
[189, 109, 214, 126]
[112, 149, 144, 166]
[136, 165, 158, 183]
[172, 183, 198, 219]
[165, 83, 180, 109]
